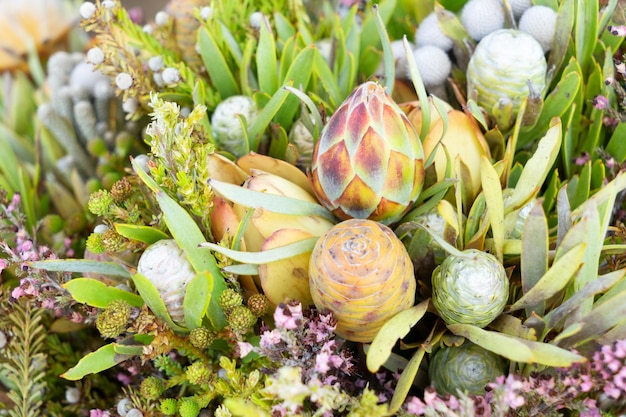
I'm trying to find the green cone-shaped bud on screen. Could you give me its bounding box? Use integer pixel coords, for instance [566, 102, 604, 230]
[432, 249, 508, 328]
[311, 81, 425, 225]
[429, 342, 506, 395]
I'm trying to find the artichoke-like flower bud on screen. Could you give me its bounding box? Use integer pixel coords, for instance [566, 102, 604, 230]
[310, 81, 425, 225]
[137, 239, 196, 325]
[467, 29, 547, 128]
[309, 219, 416, 342]
[429, 342, 506, 395]
[432, 249, 508, 328]
[210, 95, 258, 158]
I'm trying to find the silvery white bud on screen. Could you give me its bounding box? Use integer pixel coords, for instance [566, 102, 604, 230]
[65, 387, 81, 404]
[155, 11, 169, 26]
[86, 47, 105, 64]
[518, 5, 557, 53]
[200, 6, 213, 20]
[115, 72, 133, 90]
[461, 0, 505, 41]
[249, 11, 263, 29]
[153, 72, 164, 87]
[412, 45, 452, 87]
[94, 224, 109, 234]
[132, 154, 150, 173]
[137, 239, 195, 324]
[143, 24, 154, 34]
[102, 0, 115, 9]
[147, 56, 164, 72]
[122, 98, 139, 113]
[162, 67, 181, 85]
[70, 62, 110, 96]
[79, 2, 96, 19]
[117, 398, 132, 416]
[126, 410, 143, 417]
[415, 12, 453, 51]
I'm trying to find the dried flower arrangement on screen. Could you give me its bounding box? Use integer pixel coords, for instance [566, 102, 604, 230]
[1, 0, 626, 416]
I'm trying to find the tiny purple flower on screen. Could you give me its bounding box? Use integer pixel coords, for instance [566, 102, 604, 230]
[593, 95, 610, 110]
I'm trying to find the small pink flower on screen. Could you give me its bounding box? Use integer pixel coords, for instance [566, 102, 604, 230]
[315, 351, 331, 374]
[609, 25, 626, 36]
[405, 396, 426, 415]
[593, 95, 610, 110]
[11, 286, 26, 299]
[260, 329, 282, 348]
[89, 410, 111, 417]
[237, 342, 254, 358]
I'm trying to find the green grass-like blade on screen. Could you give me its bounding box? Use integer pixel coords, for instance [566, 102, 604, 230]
[198, 27, 239, 98]
[256, 15, 278, 94]
[200, 237, 318, 264]
[27, 259, 131, 278]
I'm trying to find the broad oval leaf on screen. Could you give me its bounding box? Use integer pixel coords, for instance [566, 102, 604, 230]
[367, 300, 430, 373]
[64, 278, 143, 308]
[115, 223, 169, 244]
[183, 270, 228, 330]
[61, 343, 132, 380]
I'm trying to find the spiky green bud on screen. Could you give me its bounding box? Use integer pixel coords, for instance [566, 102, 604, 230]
[189, 327, 216, 349]
[218, 288, 243, 313]
[87, 189, 114, 216]
[110, 177, 134, 202]
[101, 228, 126, 252]
[228, 306, 256, 333]
[159, 398, 177, 415]
[96, 300, 131, 338]
[41, 214, 64, 235]
[185, 361, 212, 386]
[85, 232, 105, 254]
[178, 399, 200, 417]
[140, 376, 164, 401]
[247, 294, 270, 317]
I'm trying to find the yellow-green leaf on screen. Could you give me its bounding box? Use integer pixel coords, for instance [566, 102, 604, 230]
[64, 278, 143, 308]
[132, 272, 187, 333]
[481, 155, 504, 262]
[61, 343, 132, 380]
[115, 223, 169, 244]
[367, 300, 429, 372]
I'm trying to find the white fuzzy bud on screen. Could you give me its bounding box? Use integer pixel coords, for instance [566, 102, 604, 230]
[65, 387, 81, 404]
[518, 5, 557, 53]
[506, 0, 532, 19]
[153, 72, 164, 87]
[200, 6, 213, 20]
[101, 0, 115, 9]
[132, 154, 150, 173]
[86, 47, 105, 65]
[415, 12, 453, 51]
[412, 45, 452, 87]
[142, 24, 153, 34]
[70, 62, 110, 96]
[162, 67, 181, 85]
[122, 98, 139, 113]
[461, 0, 505, 41]
[79, 2, 96, 19]
[147, 56, 164, 72]
[155, 11, 169, 26]
[117, 398, 132, 416]
[126, 410, 143, 417]
[115, 72, 133, 90]
[93, 224, 109, 234]
[249, 11, 263, 29]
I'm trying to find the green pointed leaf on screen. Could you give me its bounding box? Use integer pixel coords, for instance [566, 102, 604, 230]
[247, 84, 290, 151]
[113, 344, 145, 356]
[448, 324, 585, 367]
[209, 178, 335, 221]
[257, 15, 278, 94]
[132, 272, 187, 332]
[389, 347, 426, 414]
[198, 27, 239, 98]
[575, 0, 597, 73]
[508, 119, 562, 210]
[64, 278, 143, 308]
[481, 156, 504, 263]
[200, 237, 318, 264]
[222, 263, 259, 275]
[275, 46, 316, 129]
[520, 201, 549, 316]
[61, 343, 132, 380]
[114, 223, 169, 244]
[183, 270, 227, 330]
[27, 259, 131, 278]
[367, 300, 429, 373]
[509, 242, 586, 312]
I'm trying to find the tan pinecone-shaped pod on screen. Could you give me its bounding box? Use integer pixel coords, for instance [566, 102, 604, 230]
[308, 219, 416, 342]
[310, 81, 425, 225]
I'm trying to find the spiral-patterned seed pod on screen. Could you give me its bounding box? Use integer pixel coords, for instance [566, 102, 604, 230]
[309, 219, 416, 342]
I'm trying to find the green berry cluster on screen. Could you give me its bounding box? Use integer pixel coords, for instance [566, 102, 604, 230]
[96, 300, 131, 338]
[178, 398, 201, 417]
[218, 288, 243, 313]
[185, 361, 212, 386]
[227, 305, 256, 333]
[140, 376, 164, 401]
[87, 189, 114, 216]
[188, 327, 216, 349]
[247, 293, 270, 316]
